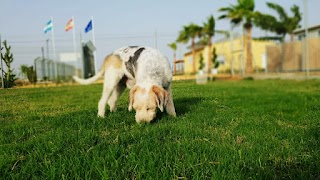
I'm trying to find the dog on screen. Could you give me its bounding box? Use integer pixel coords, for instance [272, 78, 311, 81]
[73, 46, 176, 123]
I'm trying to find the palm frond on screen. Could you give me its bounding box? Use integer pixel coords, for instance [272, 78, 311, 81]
[253, 36, 283, 41]
[215, 30, 230, 38]
[167, 42, 177, 51]
[203, 15, 215, 37]
[266, 2, 288, 21]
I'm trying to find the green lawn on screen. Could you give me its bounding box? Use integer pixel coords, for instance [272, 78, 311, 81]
[1, 79, 320, 179]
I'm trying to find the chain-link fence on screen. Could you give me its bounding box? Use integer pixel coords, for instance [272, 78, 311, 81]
[34, 57, 76, 82]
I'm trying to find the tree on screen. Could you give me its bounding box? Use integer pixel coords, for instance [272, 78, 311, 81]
[212, 47, 219, 69]
[202, 15, 215, 73]
[26, 66, 37, 84]
[177, 23, 203, 73]
[255, 2, 301, 42]
[219, 0, 256, 74]
[168, 42, 178, 75]
[167, 42, 177, 62]
[199, 53, 204, 71]
[20, 64, 29, 80]
[0, 40, 16, 88]
[202, 15, 229, 73]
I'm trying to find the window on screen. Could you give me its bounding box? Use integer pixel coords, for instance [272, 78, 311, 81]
[298, 34, 305, 41]
[217, 55, 225, 65]
[261, 53, 267, 69]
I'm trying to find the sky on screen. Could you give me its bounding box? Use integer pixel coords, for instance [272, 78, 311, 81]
[1, 0, 320, 74]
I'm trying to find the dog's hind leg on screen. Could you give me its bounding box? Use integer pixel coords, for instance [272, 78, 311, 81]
[107, 81, 126, 112]
[97, 69, 124, 118]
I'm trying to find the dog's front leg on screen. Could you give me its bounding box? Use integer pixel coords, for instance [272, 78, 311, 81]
[165, 85, 176, 117]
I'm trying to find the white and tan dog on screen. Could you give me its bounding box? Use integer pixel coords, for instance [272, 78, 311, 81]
[73, 46, 176, 123]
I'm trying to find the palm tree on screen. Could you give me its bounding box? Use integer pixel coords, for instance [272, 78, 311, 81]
[202, 15, 215, 73]
[177, 23, 203, 73]
[287, 5, 302, 41]
[255, 2, 301, 42]
[202, 15, 230, 73]
[219, 0, 256, 74]
[168, 42, 178, 75]
[254, 2, 302, 72]
[167, 42, 177, 62]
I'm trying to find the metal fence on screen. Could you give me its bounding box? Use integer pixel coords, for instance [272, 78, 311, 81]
[34, 57, 76, 82]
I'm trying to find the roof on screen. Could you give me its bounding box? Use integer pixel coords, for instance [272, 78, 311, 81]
[293, 24, 320, 34]
[186, 42, 206, 51]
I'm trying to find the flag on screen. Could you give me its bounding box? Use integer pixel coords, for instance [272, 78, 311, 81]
[44, 20, 53, 33]
[85, 20, 92, 33]
[65, 18, 74, 32]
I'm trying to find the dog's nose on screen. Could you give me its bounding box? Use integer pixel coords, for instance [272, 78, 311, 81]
[135, 117, 151, 123]
[135, 115, 153, 123]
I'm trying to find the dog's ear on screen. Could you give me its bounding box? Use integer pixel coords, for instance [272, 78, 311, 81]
[129, 86, 138, 111]
[152, 85, 168, 112]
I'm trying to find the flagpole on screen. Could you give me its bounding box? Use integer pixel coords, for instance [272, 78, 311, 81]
[80, 32, 84, 78]
[91, 16, 97, 74]
[51, 16, 58, 80]
[72, 16, 77, 74]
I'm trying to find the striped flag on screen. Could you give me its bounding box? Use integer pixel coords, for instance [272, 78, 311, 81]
[44, 20, 53, 33]
[65, 18, 74, 32]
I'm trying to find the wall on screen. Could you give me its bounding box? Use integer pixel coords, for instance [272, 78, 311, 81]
[266, 38, 320, 72]
[183, 36, 276, 74]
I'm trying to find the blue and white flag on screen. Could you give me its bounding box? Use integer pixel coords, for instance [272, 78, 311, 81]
[44, 20, 53, 33]
[85, 20, 92, 33]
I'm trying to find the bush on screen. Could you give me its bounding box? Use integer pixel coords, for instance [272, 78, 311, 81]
[26, 66, 37, 84]
[212, 47, 219, 69]
[199, 53, 204, 71]
[1, 40, 16, 88]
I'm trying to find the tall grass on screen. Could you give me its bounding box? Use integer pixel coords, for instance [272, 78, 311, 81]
[1, 80, 319, 179]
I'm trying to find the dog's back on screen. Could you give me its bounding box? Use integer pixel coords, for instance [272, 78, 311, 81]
[74, 46, 172, 88]
[113, 46, 172, 88]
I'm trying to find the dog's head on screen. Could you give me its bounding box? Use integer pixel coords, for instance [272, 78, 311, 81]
[129, 85, 168, 123]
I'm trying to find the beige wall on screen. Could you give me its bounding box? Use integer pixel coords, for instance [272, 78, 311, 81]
[183, 36, 276, 74]
[266, 38, 320, 72]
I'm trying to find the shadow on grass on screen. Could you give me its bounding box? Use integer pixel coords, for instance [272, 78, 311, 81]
[173, 97, 203, 116]
[150, 97, 202, 124]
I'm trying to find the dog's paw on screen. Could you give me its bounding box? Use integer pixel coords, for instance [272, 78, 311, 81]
[97, 113, 105, 118]
[170, 110, 176, 117]
[110, 107, 117, 112]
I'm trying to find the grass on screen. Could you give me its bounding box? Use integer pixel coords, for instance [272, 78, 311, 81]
[0, 79, 320, 179]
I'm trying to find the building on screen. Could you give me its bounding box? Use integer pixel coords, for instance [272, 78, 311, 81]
[82, 41, 96, 78]
[183, 34, 276, 74]
[294, 24, 320, 41]
[266, 24, 320, 72]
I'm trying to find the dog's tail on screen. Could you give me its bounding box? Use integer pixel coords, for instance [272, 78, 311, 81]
[73, 67, 105, 85]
